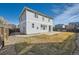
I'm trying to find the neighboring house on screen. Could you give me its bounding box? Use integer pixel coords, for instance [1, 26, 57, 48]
[6, 24, 16, 30]
[54, 24, 66, 31]
[19, 7, 53, 34]
[66, 23, 76, 32]
[15, 25, 20, 32]
[16, 24, 19, 29]
[66, 22, 79, 32]
[6, 24, 16, 35]
[75, 22, 79, 30]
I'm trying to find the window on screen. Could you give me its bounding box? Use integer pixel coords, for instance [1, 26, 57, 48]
[45, 25, 47, 30]
[37, 27, 39, 29]
[42, 17, 44, 21]
[48, 18, 50, 22]
[35, 13, 38, 18]
[43, 25, 45, 30]
[32, 23, 34, 28]
[41, 24, 43, 29]
[43, 25, 47, 30]
[41, 24, 47, 30]
[41, 24, 42, 28]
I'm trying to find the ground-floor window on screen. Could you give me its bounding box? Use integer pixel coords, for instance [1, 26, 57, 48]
[32, 23, 34, 28]
[41, 24, 47, 30]
[37, 27, 39, 29]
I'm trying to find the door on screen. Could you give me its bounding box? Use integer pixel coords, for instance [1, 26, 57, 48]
[49, 25, 51, 32]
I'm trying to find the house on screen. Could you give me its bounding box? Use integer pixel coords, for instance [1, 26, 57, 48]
[66, 22, 79, 32]
[74, 22, 79, 30]
[5, 24, 17, 35]
[54, 24, 66, 31]
[16, 24, 19, 29]
[66, 22, 76, 32]
[15, 25, 20, 32]
[6, 24, 16, 30]
[19, 7, 53, 34]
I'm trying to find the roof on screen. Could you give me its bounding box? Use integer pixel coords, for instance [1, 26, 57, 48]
[19, 7, 53, 19]
[55, 24, 64, 26]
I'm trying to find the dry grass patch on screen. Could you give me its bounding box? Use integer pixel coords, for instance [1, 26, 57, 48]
[23, 32, 75, 44]
[14, 32, 76, 54]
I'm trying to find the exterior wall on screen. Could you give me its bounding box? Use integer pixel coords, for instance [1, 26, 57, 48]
[20, 8, 53, 34]
[19, 10, 26, 34]
[26, 10, 53, 34]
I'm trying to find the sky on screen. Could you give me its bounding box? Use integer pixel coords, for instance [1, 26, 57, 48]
[0, 3, 79, 25]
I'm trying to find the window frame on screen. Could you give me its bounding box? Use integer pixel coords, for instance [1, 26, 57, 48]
[32, 23, 34, 28]
[42, 16, 44, 21]
[48, 18, 50, 22]
[35, 13, 38, 18]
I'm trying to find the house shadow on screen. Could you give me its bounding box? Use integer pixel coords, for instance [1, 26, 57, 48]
[0, 42, 62, 55]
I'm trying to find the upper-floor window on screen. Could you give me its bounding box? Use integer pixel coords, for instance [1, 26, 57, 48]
[42, 16, 44, 21]
[32, 23, 34, 28]
[48, 18, 50, 22]
[35, 13, 38, 18]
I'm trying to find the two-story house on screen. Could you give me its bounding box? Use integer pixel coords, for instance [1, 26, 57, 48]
[19, 7, 53, 34]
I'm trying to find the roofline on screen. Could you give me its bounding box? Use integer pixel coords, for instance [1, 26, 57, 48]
[19, 7, 53, 19]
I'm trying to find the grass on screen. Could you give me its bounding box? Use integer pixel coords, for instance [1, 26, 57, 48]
[14, 32, 76, 55]
[25, 35, 76, 55]
[24, 32, 75, 44]
[15, 42, 28, 53]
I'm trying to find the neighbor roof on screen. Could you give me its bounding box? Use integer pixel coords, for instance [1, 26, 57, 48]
[19, 7, 53, 19]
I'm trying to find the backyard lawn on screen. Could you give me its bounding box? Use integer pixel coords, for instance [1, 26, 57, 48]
[11, 32, 76, 54]
[24, 32, 75, 44]
[14, 32, 75, 44]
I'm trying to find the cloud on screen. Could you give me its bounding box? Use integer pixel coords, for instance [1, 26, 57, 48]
[51, 4, 67, 16]
[54, 4, 79, 25]
[51, 4, 73, 16]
